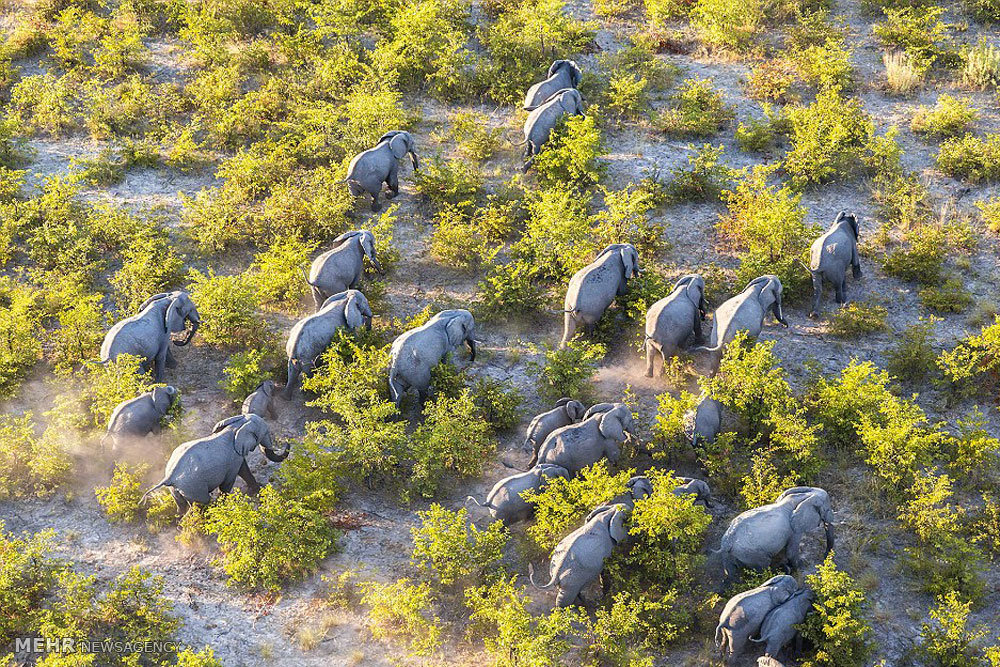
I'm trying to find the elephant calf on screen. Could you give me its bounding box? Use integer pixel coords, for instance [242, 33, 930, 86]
[674, 476, 713, 506]
[307, 230, 383, 311]
[684, 394, 722, 448]
[536, 403, 633, 476]
[751, 588, 815, 660]
[467, 464, 569, 524]
[344, 130, 419, 211]
[524, 59, 582, 110]
[388, 309, 477, 406]
[242, 380, 277, 419]
[808, 210, 862, 318]
[102, 385, 178, 451]
[562, 243, 640, 348]
[716, 574, 799, 666]
[644, 274, 706, 377]
[531, 504, 628, 607]
[523, 398, 586, 467]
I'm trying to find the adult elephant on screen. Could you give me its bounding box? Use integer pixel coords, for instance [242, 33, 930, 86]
[307, 230, 383, 310]
[693, 275, 788, 371]
[388, 309, 477, 406]
[530, 503, 629, 607]
[535, 403, 633, 476]
[807, 211, 862, 318]
[644, 273, 706, 376]
[102, 385, 178, 452]
[522, 398, 586, 467]
[344, 130, 419, 211]
[467, 464, 569, 524]
[519, 88, 584, 171]
[717, 487, 835, 582]
[101, 291, 200, 381]
[524, 60, 582, 110]
[242, 380, 277, 419]
[561, 243, 640, 348]
[716, 575, 799, 666]
[285, 290, 373, 397]
[141, 414, 288, 513]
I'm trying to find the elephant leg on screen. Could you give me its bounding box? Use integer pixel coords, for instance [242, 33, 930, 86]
[644, 339, 655, 377]
[151, 421, 162, 435]
[388, 375, 406, 406]
[237, 459, 261, 495]
[554, 583, 579, 608]
[386, 163, 399, 198]
[310, 286, 324, 311]
[284, 360, 299, 399]
[600, 569, 611, 599]
[153, 346, 167, 382]
[169, 488, 189, 515]
[165, 347, 178, 369]
[560, 313, 577, 349]
[785, 534, 803, 571]
[835, 277, 846, 305]
[369, 191, 381, 212]
[809, 274, 822, 318]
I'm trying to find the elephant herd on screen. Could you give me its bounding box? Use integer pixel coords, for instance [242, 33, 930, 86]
[88, 61, 868, 667]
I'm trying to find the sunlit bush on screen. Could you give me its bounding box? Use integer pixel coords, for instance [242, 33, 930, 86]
[411, 504, 508, 586]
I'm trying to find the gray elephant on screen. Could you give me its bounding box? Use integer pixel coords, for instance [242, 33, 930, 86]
[101, 385, 178, 451]
[751, 588, 815, 660]
[674, 476, 713, 507]
[285, 290, 373, 397]
[644, 274, 706, 377]
[142, 414, 289, 513]
[306, 230, 383, 311]
[101, 291, 200, 381]
[522, 398, 586, 467]
[684, 394, 722, 448]
[590, 475, 654, 520]
[536, 403, 633, 476]
[561, 243, 640, 347]
[524, 60, 582, 110]
[388, 309, 477, 406]
[716, 575, 799, 666]
[242, 380, 277, 419]
[467, 464, 570, 524]
[694, 275, 788, 370]
[808, 211, 861, 318]
[519, 88, 584, 171]
[344, 130, 419, 211]
[530, 503, 628, 607]
[718, 487, 835, 582]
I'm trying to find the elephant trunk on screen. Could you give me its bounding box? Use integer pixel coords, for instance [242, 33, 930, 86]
[263, 435, 290, 462]
[699, 295, 707, 320]
[409, 151, 419, 171]
[773, 297, 787, 327]
[466, 337, 477, 362]
[175, 318, 199, 346]
[824, 522, 835, 554]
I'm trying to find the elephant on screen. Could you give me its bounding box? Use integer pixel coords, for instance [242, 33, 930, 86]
[467, 464, 570, 524]
[715, 574, 799, 666]
[561, 243, 640, 347]
[717, 487, 835, 582]
[285, 290, 373, 397]
[693, 275, 788, 371]
[807, 211, 862, 318]
[306, 230, 383, 310]
[344, 130, 419, 211]
[674, 476, 713, 507]
[644, 274, 707, 377]
[535, 403, 633, 476]
[242, 380, 277, 419]
[684, 394, 722, 448]
[101, 385, 178, 451]
[519, 88, 584, 171]
[388, 309, 477, 406]
[141, 414, 289, 513]
[530, 503, 629, 607]
[751, 588, 816, 660]
[522, 398, 586, 467]
[101, 291, 200, 381]
[524, 60, 582, 110]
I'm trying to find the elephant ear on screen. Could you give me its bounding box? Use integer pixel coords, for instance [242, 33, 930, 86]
[554, 397, 572, 407]
[344, 293, 364, 330]
[608, 507, 628, 544]
[234, 419, 265, 457]
[835, 210, 847, 224]
[138, 292, 171, 311]
[566, 400, 585, 420]
[445, 315, 466, 348]
[547, 60, 562, 78]
[790, 496, 824, 534]
[332, 231, 358, 247]
[619, 246, 636, 279]
[685, 277, 703, 307]
[569, 61, 582, 87]
[151, 386, 175, 413]
[598, 411, 626, 442]
[165, 297, 186, 333]
[213, 415, 245, 434]
[389, 134, 408, 160]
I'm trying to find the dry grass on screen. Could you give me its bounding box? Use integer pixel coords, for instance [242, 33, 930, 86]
[883, 51, 924, 95]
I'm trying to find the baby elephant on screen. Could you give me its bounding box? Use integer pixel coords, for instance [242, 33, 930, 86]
[524, 59, 582, 110]
[751, 588, 815, 661]
[674, 476, 713, 506]
[808, 210, 862, 318]
[536, 403, 633, 476]
[102, 385, 178, 451]
[467, 464, 569, 524]
[242, 380, 277, 419]
[716, 574, 799, 666]
[562, 243, 640, 348]
[307, 230, 382, 310]
[684, 394, 722, 448]
[344, 130, 419, 211]
[530, 503, 628, 607]
[523, 398, 586, 467]
[644, 274, 706, 377]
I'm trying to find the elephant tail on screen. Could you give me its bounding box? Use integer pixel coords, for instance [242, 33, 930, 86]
[140, 480, 167, 505]
[797, 258, 818, 275]
[465, 495, 490, 511]
[301, 266, 315, 286]
[528, 562, 557, 590]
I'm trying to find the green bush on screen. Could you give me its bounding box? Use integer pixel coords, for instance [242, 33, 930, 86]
[936, 134, 1000, 183]
[413, 155, 484, 214]
[871, 170, 931, 232]
[95, 463, 150, 524]
[528, 339, 606, 402]
[828, 301, 888, 338]
[663, 143, 736, 202]
[187, 268, 268, 349]
[248, 237, 316, 312]
[857, 398, 943, 498]
[919, 592, 989, 665]
[654, 78, 734, 138]
[0, 413, 69, 500]
[469, 377, 522, 432]
[881, 224, 949, 283]
[203, 487, 339, 592]
[809, 360, 894, 451]
[411, 504, 508, 586]
[651, 391, 699, 458]
[911, 95, 977, 139]
[603, 72, 650, 121]
[476, 259, 546, 319]
[887, 318, 939, 383]
[80, 354, 157, 427]
[533, 114, 606, 187]
[735, 104, 789, 153]
[800, 553, 873, 667]
[273, 427, 344, 514]
[938, 316, 1000, 397]
[946, 408, 1000, 486]
[48, 289, 104, 375]
[438, 111, 503, 161]
[360, 578, 443, 656]
[783, 88, 874, 186]
[975, 196, 1000, 234]
[220, 345, 282, 400]
[0, 281, 43, 396]
[110, 233, 185, 315]
[690, 0, 764, 53]
[921, 274, 972, 313]
[873, 6, 955, 74]
[962, 41, 1000, 91]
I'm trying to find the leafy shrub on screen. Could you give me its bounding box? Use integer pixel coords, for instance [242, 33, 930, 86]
[513, 185, 595, 282]
[921, 274, 972, 313]
[411, 505, 508, 586]
[80, 354, 156, 427]
[735, 104, 789, 153]
[533, 114, 606, 187]
[938, 316, 1000, 397]
[809, 360, 894, 451]
[946, 409, 1000, 485]
[476, 259, 546, 319]
[603, 72, 650, 121]
[654, 78, 734, 138]
[937, 133, 1000, 183]
[203, 487, 339, 592]
[873, 6, 955, 74]
[220, 345, 282, 401]
[745, 60, 798, 102]
[110, 232, 185, 314]
[783, 88, 874, 186]
[651, 390, 699, 458]
[9, 73, 77, 136]
[800, 553, 873, 667]
[690, 0, 764, 53]
[436, 111, 503, 161]
[887, 317, 939, 383]
[663, 143, 736, 202]
[857, 398, 943, 498]
[791, 36, 854, 92]
[645, 0, 693, 25]
[975, 196, 1000, 234]
[871, 170, 931, 231]
[187, 268, 268, 348]
[962, 41, 1000, 91]
[469, 377, 522, 432]
[360, 579, 443, 656]
[48, 290, 104, 375]
[0, 414, 69, 500]
[248, 238, 316, 312]
[0, 281, 43, 397]
[95, 463, 149, 524]
[413, 155, 484, 214]
[919, 592, 989, 665]
[529, 339, 606, 402]
[911, 95, 977, 139]
[828, 301, 888, 338]
[881, 224, 948, 283]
